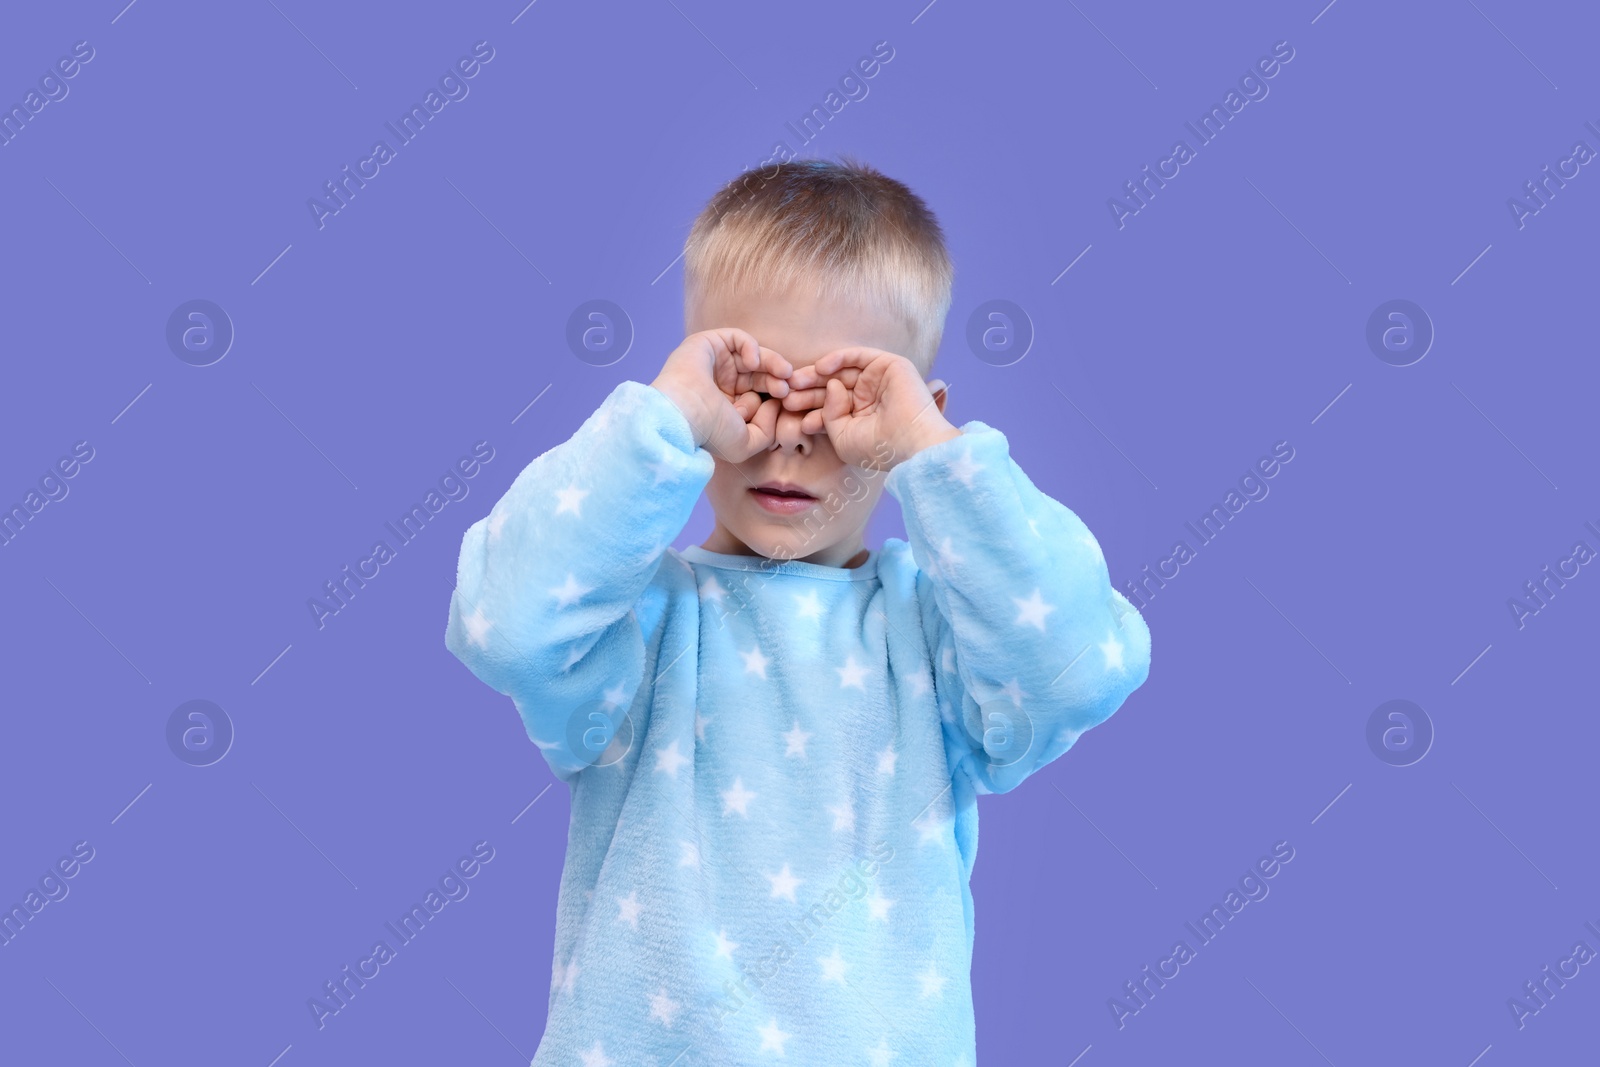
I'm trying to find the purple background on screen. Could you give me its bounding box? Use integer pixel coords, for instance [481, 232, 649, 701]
[2, 0, 1595, 1063]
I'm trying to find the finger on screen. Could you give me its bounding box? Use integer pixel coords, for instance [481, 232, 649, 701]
[743, 396, 782, 453]
[758, 345, 793, 381]
[736, 369, 791, 398]
[779, 386, 829, 411]
[787, 365, 862, 393]
[820, 376, 853, 433]
[732, 389, 763, 422]
[812, 346, 887, 377]
[799, 407, 827, 436]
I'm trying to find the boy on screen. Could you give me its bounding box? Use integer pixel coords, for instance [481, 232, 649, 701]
[446, 158, 1150, 1065]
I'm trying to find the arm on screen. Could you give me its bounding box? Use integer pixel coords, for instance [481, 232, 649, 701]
[445, 380, 712, 781]
[885, 421, 1151, 794]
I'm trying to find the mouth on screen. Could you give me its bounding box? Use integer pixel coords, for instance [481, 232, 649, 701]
[749, 481, 818, 515]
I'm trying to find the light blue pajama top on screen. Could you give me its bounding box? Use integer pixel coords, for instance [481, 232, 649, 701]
[445, 380, 1150, 1066]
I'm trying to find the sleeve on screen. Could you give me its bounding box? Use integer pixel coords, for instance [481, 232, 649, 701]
[444, 380, 713, 782]
[884, 419, 1151, 795]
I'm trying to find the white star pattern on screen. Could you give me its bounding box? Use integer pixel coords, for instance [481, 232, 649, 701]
[579, 1041, 614, 1067]
[908, 671, 931, 698]
[714, 929, 739, 959]
[487, 508, 508, 541]
[1100, 631, 1126, 671]
[678, 840, 700, 869]
[934, 537, 964, 575]
[942, 646, 956, 674]
[995, 678, 1025, 707]
[819, 946, 847, 983]
[695, 711, 712, 741]
[827, 799, 854, 832]
[794, 590, 823, 620]
[876, 745, 898, 776]
[765, 863, 802, 902]
[700, 576, 727, 605]
[1027, 517, 1040, 537]
[758, 1018, 792, 1056]
[1080, 531, 1103, 559]
[722, 777, 756, 817]
[648, 458, 680, 486]
[617, 891, 642, 929]
[462, 606, 493, 649]
[917, 962, 948, 999]
[867, 1037, 897, 1066]
[554, 956, 578, 995]
[741, 645, 770, 678]
[946, 448, 984, 487]
[601, 682, 629, 710]
[649, 987, 682, 1026]
[783, 721, 812, 758]
[555, 484, 590, 517]
[867, 888, 895, 922]
[550, 573, 592, 609]
[1012, 588, 1056, 631]
[655, 740, 689, 778]
[837, 655, 870, 689]
[912, 808, 951, 848]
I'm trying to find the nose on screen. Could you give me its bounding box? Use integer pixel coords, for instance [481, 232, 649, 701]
[769, 408, 813, 454]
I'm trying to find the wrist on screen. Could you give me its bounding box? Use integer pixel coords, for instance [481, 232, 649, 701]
[892, 420, 962, 466]
[650, 380, 709, 447]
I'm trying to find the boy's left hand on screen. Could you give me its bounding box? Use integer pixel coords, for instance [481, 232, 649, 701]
[784, 347, 961, 469]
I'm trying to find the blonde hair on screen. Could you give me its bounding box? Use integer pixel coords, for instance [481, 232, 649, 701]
[683, 156, 954, 373]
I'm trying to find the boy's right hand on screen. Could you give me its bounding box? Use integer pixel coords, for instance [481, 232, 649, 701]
[651, 329, 794, 461]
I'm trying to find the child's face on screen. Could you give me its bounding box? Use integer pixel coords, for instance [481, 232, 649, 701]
[686, 283, 921, 567]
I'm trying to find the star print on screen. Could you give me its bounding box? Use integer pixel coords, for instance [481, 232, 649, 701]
[819, 946, 847, 984]
[941, 647, 956, 674]
[462, 606, 493, 649]
[678, 840, 700, 869]
[617, 891, 642, 929]
[487, 509, 509, 541]
[783, 721, 812, 758]
[1080, 531, 1103, 559]
[601, 681, 629, 710]
[917, 963, 948, 998]
[912, 809, 950, 847]
[934, 537, 964, 574]
[837, 655, 870, 690]
[555, 484, 590, 517]
[995, 678, 1025, 708]
[876, 745, 898, 775]
[742, 645, 770, 679]
[908, 672, 931, 698]
[757, 1018, 791, 1056]
[700, 576, 727, 605]
[1012, 588, 1056, 631]
[1027, 517, 1040, 537]
[1100, 632, 1126, 671]
[946, 448, 984, 487]
[554, 956, 579, 995]
[550, 573, 592, 609]
[794, 590, 823, 620]
[867, 1037, 897, 1066]
[579, 1041, 614, 1067]
[867, 888, 895, 922]
[695, 711, 712, 741]
[649, 987, 682, 1026]
[648, 458, 680, 486]
[765, 863, 802, 902]
[827, 799, 854, 832]
[714, 928, 740, 959]
[722, 777, 756, 817]
[655, 740, 689, 778]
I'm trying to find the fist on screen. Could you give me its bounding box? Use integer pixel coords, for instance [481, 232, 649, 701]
[783, 348, 960, 469]
[651, 329, 794, 462]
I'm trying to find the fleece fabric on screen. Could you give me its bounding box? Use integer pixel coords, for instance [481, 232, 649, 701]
[445, 379, 1151, 1066]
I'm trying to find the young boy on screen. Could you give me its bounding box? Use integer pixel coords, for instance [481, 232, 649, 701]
[445, 159, 1150, 1065]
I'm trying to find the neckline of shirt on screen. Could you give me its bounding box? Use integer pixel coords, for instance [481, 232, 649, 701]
[675, 544, 881, 582]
